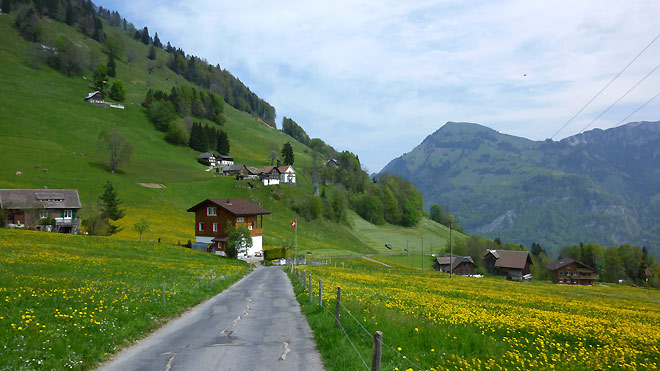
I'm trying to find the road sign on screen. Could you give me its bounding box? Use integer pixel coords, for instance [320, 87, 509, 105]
[291, 220, 297, 229]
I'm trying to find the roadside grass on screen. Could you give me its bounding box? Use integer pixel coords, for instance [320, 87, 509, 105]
[0, 229, 250, 370]
[289, 264, 660, 371]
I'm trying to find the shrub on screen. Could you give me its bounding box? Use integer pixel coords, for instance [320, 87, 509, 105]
[264, 246, 287, 261]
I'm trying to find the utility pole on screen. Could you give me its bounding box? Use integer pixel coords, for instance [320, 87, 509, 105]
[449, 220, 453, 279]
[421, 236, 424, 271]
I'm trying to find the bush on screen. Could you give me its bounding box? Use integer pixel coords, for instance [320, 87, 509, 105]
[165, 122, 188, 145]
[109, 80, 126, 101]
[264, 246, 287, 261]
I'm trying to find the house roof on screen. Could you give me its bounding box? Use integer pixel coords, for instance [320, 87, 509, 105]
[0, 189, 81, 209]
[485, 249, 531, 270]
[197, 152, 216, 160]
[259, 166, 281, 174]
[547, 257, 596, 272]
[218, 155, 233, 161]
[436, 255, 475, 270]
[278, 165, 294, 173]
[222, 164, 247, 172]
[187, 198, 270, 216]
[84, 91, 103, 100]
[246, 167, 260, 175]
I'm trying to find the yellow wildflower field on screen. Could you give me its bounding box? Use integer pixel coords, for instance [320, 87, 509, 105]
[297, 266, 660, 371]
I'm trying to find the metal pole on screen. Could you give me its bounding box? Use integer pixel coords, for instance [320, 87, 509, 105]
[371, 331, 383, 371]
[421, 236, 424, 271]
[334, 286, 341, 328]
[449, 221, 453, 279]
[294, 218, 298, 264]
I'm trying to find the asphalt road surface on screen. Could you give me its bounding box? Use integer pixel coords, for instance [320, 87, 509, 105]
[97, 266, 324, 371]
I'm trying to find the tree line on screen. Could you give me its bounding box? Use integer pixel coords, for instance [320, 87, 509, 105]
[143, 86, 226, 125]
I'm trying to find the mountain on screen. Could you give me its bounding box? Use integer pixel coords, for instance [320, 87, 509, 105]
[379, 121, 660, 255]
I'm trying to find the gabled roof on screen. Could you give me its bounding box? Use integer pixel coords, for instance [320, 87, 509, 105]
[547, 257, 596, 272]
[246, 167, 260, 175]
[84, 91, 103, 100]
[0, 189, 81, 209]
[197, 152, 216, 160]
[218, 155, 233, 161]
[259, 166, 281, 174]
[222, 164, 247, 172]
[187, 198, 270, 216]
[436, 255, 475, 271]
[485, 249, 531, 270]
[278, 165, 294, 173]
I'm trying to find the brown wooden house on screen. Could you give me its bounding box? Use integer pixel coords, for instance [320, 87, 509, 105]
[258, 166, 281, 186]
[483, 249, 532, 281]
[0, 189, 81, 233]
[434, 255, 477, 276]
[187, 198, 270, 257]
[547, 257, 599, 285]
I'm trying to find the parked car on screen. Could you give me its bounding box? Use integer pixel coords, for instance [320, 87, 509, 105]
[255, 251, 263, 257]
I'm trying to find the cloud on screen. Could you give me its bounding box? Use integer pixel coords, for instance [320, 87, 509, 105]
[97, 0, 660, 171]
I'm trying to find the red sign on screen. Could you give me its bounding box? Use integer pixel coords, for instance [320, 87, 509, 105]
[291, 220, 297, 229]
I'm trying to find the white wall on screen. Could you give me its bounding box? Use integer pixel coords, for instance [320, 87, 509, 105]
[247, 236, 262, 257]
[195, 236, 214, 244]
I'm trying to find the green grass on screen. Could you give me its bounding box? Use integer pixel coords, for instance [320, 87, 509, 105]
[0, 229, 250, 370]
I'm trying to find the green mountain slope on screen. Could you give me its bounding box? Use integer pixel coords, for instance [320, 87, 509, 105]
[379, 121, 660, 255]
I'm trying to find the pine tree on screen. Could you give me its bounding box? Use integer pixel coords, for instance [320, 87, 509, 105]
[100, 181, 125, 235]
[106, 54, 116, 77]
[188, 122, 207, 152]
[281, 142, 294, 166]
[216, 130, 230, 155]
[153, 32, 162, 48]
[141, 26, 150, 45]
[148, 45, 156, 60]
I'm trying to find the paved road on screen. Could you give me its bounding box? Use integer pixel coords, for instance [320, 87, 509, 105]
[97, 266, 324, 371]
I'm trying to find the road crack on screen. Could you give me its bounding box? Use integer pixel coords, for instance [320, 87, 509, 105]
[279, 342, 291, 361]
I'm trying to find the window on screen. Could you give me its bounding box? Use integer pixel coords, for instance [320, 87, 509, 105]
[207, 207, 217, 216]
[559, 271, 563, 276]
[213, 223, 218, 232]
[39, 210, 48, 219]
[198, 222, 205, 231]
[63, 210, 72, 219]
[237, 217, 244, 223]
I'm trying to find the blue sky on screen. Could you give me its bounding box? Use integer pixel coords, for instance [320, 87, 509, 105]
[96, 0, 660, 172]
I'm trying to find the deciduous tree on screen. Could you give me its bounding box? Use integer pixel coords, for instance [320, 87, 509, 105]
[98, 129, 133, 173]
[133, 218, 149, 242]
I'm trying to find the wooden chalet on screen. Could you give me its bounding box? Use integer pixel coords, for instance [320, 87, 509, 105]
[547, 257, 599, 285]
[434, 255, 477, 276]
[483, 249, 532, 281]
[217, 155, 234, 166]
[221, 164, 249, 177]
[187, 198, 270, 257]
[197, 152, 217, 166]
[0, 189, 81, 233]
[278, 165, 296, 184]
[84, 91, 104, 104]
[258, 166, 281, 186]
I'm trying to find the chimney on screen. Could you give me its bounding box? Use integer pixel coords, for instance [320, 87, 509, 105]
[226, 198, 232, 205]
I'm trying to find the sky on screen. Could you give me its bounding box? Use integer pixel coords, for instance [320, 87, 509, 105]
[96, 0, 660, 172]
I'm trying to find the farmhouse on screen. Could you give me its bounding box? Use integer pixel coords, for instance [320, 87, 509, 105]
[197, 152, 217, 166]
[434, 255, 477, 276]
[278, 165, 296, 184]
[217, 155, 234, 166]
[483, 249, 532, 281]
[187, 198, 270, 257]
[84, 91, 104, 104]
[0, 189, 81, 234]
[221, 164, 249, 177]
[547, 257, 599, 285]
[259, 166, 281, 186]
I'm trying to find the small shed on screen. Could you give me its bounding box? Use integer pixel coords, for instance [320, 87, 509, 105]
[84, 91, 105, 104]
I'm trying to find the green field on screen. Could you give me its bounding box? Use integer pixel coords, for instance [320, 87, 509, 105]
[0, 229, 250, 370]
[290, 262, 660, 371]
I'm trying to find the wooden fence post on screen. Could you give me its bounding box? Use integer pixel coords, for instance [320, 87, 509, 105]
[371, 331, 383, 371]
[319, 279, 323, 306]
[162, 282, 166, 311]
[334, 286, 341, 328]
[309, 274, 313, 302]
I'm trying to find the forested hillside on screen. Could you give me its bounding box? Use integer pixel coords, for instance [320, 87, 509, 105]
[380, 121, 660, 256]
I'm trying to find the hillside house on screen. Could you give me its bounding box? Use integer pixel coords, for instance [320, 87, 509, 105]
[278, 165, 296, 184]
[326, 159, 339, 168]
[217, 155, 234, 166]
[0, 189, 81, 234]
[222, 164, 249, 177]
[547, 257, 599, 285]
[84, 91, 104, 104]
[483, 249, 532, 281]
[259, 166, 281, 186]
[197, 152, 217, 166]
[187, 198, 270, 257]
[434, 255, 477, 276]
[245, 167, 260, 180]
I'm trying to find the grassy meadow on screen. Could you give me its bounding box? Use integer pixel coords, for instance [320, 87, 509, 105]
[0, 229, 250, 370]
[290, 263, 660, 371]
